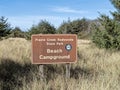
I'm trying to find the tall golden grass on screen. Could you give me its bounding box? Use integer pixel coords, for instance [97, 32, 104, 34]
[0, 38, 120, 90]
[0, 38, 31, 64]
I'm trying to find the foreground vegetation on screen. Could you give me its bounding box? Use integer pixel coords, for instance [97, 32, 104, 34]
[0, 38, 120, 90]
[0, 1, 120, 89]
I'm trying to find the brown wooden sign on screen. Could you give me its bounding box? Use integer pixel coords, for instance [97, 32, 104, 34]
[31, 34, 77, 64]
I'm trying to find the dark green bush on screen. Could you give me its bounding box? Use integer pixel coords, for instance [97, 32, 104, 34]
[92, 0, 120, 50]
[92, 15, 120, 50]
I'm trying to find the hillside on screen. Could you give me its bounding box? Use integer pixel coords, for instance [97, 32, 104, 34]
[0, 38, 120, 90]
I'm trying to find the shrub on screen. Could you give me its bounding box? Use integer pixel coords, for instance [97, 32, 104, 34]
[92, 15, 120, 50]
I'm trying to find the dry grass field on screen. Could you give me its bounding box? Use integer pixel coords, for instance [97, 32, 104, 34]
[0, 38, 120, 90]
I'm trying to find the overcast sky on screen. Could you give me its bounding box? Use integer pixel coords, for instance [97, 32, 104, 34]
[0, 0, 115, 30]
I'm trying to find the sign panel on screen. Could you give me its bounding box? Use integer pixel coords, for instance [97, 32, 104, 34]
[31, 34, 77, 64]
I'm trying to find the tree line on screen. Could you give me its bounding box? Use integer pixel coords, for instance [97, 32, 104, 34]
[0, 0, 120, 50]
[0, 16, 91, 40]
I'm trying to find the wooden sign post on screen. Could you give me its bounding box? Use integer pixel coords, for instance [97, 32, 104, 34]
[31, 34, 77, 83]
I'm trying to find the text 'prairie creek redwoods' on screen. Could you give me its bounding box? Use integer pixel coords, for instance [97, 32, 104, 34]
[32, 34, 77, 64]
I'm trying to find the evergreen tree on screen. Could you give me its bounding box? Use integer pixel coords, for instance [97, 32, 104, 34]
[110, 0, 120, 21]
[10, 27, 25, 38]
[37, 20, 56, 34]
[92, 0, 120, 50]
[57, 19, 72, 34]
[57, 22, 69, 34]
[57, 18, 89, 38]
[0, 16, 11, 38]
[29, 20, 56, 35]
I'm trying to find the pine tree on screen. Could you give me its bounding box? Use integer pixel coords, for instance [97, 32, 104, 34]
[10, 27, 25, 38]
[110, 0, 120, 21]
[57, 18, 89, 38]
[92, 0, 120, 50]
[0, 16, 11, 38]
[28, 20, 56, 39]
